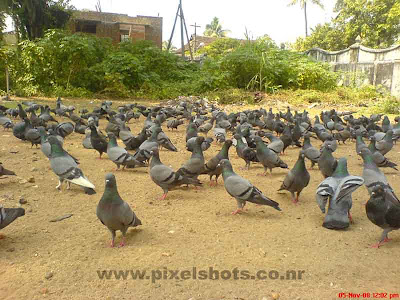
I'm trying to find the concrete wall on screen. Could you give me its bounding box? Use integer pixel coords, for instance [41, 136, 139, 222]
[69, 10, 162, 48]
[306, 42, 400, 98]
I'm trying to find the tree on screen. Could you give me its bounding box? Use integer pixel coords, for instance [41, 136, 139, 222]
[291, 23, 347, 51]
[294, 0, 400, 50]
[288, 0, 324, 37]
[334, 0, 400, 48]
[204, 17, 230, 37]
[2, 0, 74, 41]
[162, 40, 177, 52]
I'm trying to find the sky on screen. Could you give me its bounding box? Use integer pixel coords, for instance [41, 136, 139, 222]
[6, 0, 336, 46]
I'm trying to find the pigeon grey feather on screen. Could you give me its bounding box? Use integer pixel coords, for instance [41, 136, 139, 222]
[278, 151, 310, 203]
[149, 148, 202, 200]
[96, 173, 141, 247]
[219, 159, 281, 214]
[316, 158, 364, 229]
[47, 136, 95, 194]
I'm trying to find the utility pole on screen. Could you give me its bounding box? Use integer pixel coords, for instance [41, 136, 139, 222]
[167, 0, 193, 60]
[190, 23, 201, 56]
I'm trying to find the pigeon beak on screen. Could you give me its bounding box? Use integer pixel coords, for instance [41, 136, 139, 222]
[105, 179, 109, 183]
[371, 192, 376, 196]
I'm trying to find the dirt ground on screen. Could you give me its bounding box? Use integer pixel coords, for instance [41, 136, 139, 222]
[0, 98, 399, 300]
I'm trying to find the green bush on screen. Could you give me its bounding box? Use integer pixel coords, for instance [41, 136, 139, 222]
[2, 29, 342, 99]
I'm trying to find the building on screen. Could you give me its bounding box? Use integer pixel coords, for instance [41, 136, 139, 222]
[68, 10, 162, 48]
[306, 39, 400, 98]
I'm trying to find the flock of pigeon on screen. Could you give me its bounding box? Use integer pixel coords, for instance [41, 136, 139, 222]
[0, 97, 399, 249]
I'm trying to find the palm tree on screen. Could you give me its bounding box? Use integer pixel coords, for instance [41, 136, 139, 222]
[203, 17, 230, 37]
[288, 0, 324, 37]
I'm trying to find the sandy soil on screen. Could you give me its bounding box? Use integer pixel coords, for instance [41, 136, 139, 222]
[0, 98, 399, 300]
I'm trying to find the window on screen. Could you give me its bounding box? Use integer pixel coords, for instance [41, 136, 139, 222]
[76, 21, 97, 34]
[120, 29, 130, 42]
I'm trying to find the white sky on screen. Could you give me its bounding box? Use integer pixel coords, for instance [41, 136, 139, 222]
[6, 0, 336, 46]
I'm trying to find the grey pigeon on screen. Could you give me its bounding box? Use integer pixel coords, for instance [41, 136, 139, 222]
[107, 133, 146, 170]
[47, 136, 95, 194]
[318, 145, 338, 178]
[369, 137, 398, 170]
[375, 129, 393, 155]
[167, 119, 184, 130]
[82, 128, 93, 149]
[186, 136, 213, 152]
[149, 148, 202, 200]
[366, 184, 400, 248]
[234, 133, 258, 169]
[264, 132, 284, 154]
[25, 127, 41, 148]
[55, 122, 74, 138]
[200, 140, 232, 186]
[359, 148, 396, 197]
[219, 159, 281, 214]
[302, 135, 320, 168]
[316, 158, 364, 229]
[157, 131, 178, 152]
[198, 117, 215, 136]
[0, 113, 13, 130]
[133, 127, 161, 163]
[96, 173, 142, 247]
[254, 136, 288, 175]
[213, 125, 226, 143]
[278, 151, 310, 203]
[89, 125, 108, 159]
[0, 205, 25, 230]
[177, 136, 205, 180]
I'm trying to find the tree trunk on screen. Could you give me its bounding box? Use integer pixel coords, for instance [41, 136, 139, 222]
[304, 2, 308, 37]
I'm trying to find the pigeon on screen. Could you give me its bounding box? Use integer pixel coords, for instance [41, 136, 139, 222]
[0, 163, 16, 176]
[157, 131, 178, 152]
[213, 125, 226, 143]
[375, 129, 393, 156]
[177, 136, 205, 180]
[264, 132, 284, 154]
[186, 136, 213, 152]
[54, 122, 74, 138]
[47, 136, 95, 194]
[254, 136, 288, 175]
[201, 139, 232, 186]
[198, 117, 215, 136]
[369, 137, 398, 171]
[185, 122, 198, 142]
[355, 130, 368, 155]
[0, 205, 25, 230]
[381, 116, 392, 133]
[133, 127, 162, 163]
[234, 133, 258, 169]
[119, 125, 146, 150]
[89, 125, 108, 159]
[318, 145, 338, 178]
[25, 127, 41, 148]
[12, 119, 30, 140]
[149, 148, 202, 200]
[366, 183, 400, 248]
[96, 173, 142, 247]
[0, 113, 13, 130]
[219, 159, 281, 214]
[107, 133, 146, 170]
[82, 128, 93, 149]
[316, 158, 364, 229]
[359, 148, 396, 197]
[167, 119, 184, 130]
[302, 135, 320, 168]
[278, 151, 310, 203]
